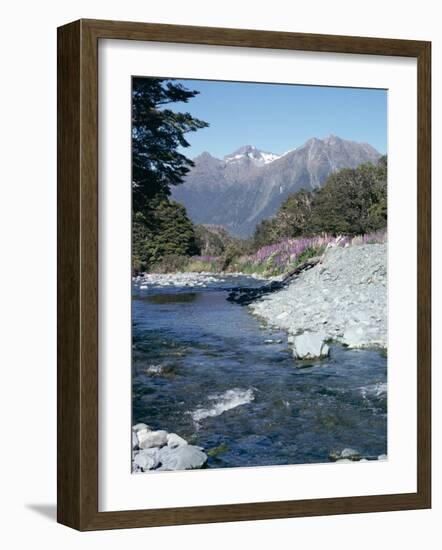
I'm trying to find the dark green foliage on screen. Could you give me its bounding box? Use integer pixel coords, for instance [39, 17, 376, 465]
[193, 224, 254, 271]
[308, 157, 387, 236]
[132, 78, 208, 209]
[253, 219, 278, 249]
[132, 78, 209, 271]
[295, 246, 324, 265]
[221, 240, 254, 271]
[133, 198, 199, 272]
[194, 225, 234, 256]
[253, 156, 387, 247]
[253, 189, 313, 247]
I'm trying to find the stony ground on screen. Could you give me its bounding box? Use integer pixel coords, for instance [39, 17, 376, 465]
[249, 243, 387, 349]
[133, 272, 224, 289]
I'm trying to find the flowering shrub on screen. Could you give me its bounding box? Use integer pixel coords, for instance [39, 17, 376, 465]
[232, 230, 387, 276]
[349, 229, 387, 246]
[154, 230, 387, 276]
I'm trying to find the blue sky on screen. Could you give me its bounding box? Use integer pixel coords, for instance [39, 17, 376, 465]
[168, 79, 387, 158]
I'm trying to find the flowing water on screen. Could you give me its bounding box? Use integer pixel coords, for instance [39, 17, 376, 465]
[132, 274, 387, 468]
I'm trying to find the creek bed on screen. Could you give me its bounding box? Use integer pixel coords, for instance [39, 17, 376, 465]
[132, 274, 387, 469]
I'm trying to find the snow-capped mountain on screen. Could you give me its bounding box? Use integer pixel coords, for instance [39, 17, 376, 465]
[171, 135, 381, 237]
[224, 145, 281, 166]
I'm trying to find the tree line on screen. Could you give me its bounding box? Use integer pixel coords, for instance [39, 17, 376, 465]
[253, 156, 387, 248]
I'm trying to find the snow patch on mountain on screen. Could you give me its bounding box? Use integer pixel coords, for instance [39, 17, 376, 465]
[224, 145, 281, 165]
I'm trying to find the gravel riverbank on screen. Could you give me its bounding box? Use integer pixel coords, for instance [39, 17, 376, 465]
[249, 243, 387, 350]
[133, 271, 266, 289]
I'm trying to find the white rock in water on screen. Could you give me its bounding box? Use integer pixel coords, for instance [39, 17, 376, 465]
[157, 445, 208, 471]
[342, 325, 366, 348]
[378, 454, 388, 461]
[132, 423, 151, 447]
[330, 448, 361, 461]
[132, 423, 150, 432]
[138, 430, 168, 449]
[132, 432, 139, 450]
[167, 433, 188, 449]
[340, 447, 361, 460]
[292, 331, 330, 359]
[133, 448, 160, 471]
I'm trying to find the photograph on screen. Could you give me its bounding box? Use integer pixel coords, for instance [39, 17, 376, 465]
[131, 76, 388, 473]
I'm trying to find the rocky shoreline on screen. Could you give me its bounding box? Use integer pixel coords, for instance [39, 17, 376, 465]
[133, 271, 267, 290]
[132, 423, 208, 473]
[250, 243, 387, 356]
[133, 243, 387, 357]
[132, 242, 387, 473]
[132, 423, 387, 472]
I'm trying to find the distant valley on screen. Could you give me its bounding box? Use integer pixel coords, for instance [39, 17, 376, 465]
[171, 135, 381, 237]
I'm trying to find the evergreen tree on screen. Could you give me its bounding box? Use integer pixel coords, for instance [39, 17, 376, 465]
[133, 198, 199, 271]
[131, 78, 208, 271]
[132, 77, 208, 209]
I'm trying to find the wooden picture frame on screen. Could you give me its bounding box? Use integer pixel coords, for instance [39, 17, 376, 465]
[57, 18, 431, 531]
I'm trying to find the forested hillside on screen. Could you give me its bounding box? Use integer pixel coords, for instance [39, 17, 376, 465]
[253, 156, 387, 248]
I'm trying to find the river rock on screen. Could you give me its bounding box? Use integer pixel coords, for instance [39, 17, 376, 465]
[138, 429, 168, 449]
[132, 423, 151, 447]
[342, 325, 366, 348]
[132, 422, 150, 432]
[157, 444, 208, 471]
[133, 448, 161, 471]
[135, 272, 227, 289]
[167, 433, 188, 448]
[329, 448, 361, 461]
[291, 331, 330, 360]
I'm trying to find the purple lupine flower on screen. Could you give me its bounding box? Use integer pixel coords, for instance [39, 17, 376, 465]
[243, 230, 386, 273]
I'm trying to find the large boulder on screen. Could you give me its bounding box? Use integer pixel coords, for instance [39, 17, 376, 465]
[342, 325, 366, 348]
[157, 444, 208, 471]
[291, 331, 330, 360]
[167, 433, 188, 449]
[132, 422, 150, 432]
[133, 448, 161, 471]
[138, 430, 168, 449]
[132, 423, 151, 448]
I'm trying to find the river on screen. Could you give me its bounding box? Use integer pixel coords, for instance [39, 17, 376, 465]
[132, 274, 387, 468]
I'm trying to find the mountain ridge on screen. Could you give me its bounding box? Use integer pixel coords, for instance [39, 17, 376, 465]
[171, 135, 381, 237]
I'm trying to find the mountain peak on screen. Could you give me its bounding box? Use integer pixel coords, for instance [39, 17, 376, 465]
[194, 151, 216, 161]
[224, 145, 280, 165]
[228, 145, 257, 156]
[324, 134, 341, 143]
